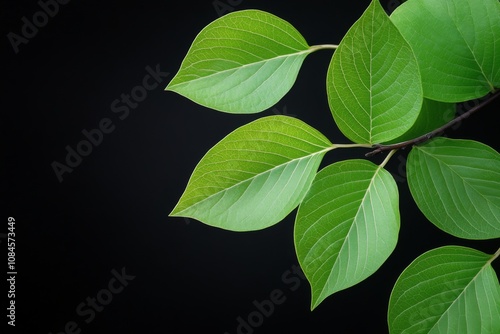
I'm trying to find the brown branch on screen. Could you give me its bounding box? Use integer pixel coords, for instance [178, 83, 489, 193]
[365, 89, 500, 157]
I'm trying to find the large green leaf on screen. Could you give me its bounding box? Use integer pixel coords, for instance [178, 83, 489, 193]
[327, 0, 422, 145]
[385, 99, 455, 144]
[166, 10, 311, 114]
[407, 138, 500, 239]
[391, 0, 500, 102]
[170, 116, 332, 231]
[388, 246, 500, 334]
[295, 159, 400, 309]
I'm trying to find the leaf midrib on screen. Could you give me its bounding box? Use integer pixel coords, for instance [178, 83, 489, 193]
[172, 146, 332, 216]
[418, 147, 500, 211]
[368, 1, 375, 144]
[426, 254, 492, 333]
[446, 1, 495, 91]
[167, 49, 312, 89]
[316, 162, 384, 303]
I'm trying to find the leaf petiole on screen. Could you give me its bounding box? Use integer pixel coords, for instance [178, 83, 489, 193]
[379, 149, 398, 169]
[332, 143, 372, 149]
[308, 44, 339, 52]
[488, 247, 500, 265]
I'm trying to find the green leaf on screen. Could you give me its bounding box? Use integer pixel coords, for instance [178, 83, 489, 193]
[327, 0, 422, 145]
[385, 99, 455, 144]
[170, 116, 332, 231]
[407, 137, 500, 239]
[295, 159, 400, 309]
[388, 246, 500, 334]
[391, 0, 500, 102]
[166, 10, 311, 114]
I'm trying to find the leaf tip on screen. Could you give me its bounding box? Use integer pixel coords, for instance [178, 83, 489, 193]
[164, 81, 173, 91]
[169, 204, 182, 217]
[310, 291, 327, 311]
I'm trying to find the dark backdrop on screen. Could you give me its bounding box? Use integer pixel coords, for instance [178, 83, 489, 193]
[3, 0, 499, 333]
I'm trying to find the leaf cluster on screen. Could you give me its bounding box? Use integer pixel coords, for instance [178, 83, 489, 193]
[166, 0, 500, 332]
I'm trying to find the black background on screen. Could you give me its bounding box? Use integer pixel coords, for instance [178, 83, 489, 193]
[3, 0, 499, 333]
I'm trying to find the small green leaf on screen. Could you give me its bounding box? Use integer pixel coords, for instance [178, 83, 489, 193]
[295, 159, 400, 310]
[385, 99, 455, 144]
[388, 246, 500, 334]
[170, 116, 332, 231]
[391, 0, 500, 102]
[166, 10, 311, 114]
[327, 0, 422, 145]
[407, 137, 500, 239]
